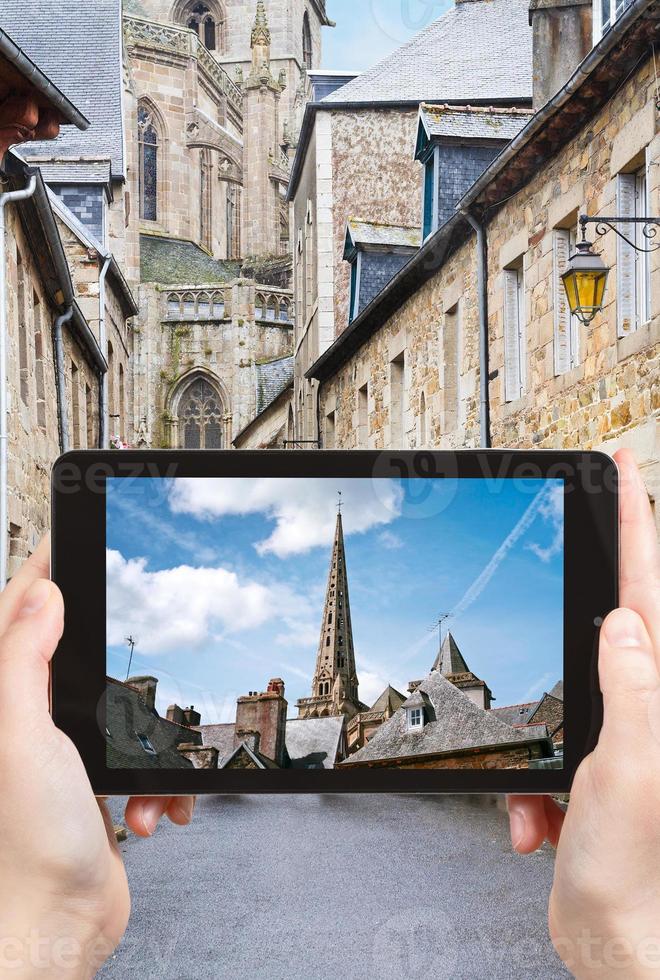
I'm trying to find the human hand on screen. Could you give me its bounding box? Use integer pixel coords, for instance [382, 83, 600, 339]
[507, 449, 660, 979]
[0, 537, 196, 979]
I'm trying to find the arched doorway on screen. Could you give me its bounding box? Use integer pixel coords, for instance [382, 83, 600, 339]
[172, 374, 229, 448]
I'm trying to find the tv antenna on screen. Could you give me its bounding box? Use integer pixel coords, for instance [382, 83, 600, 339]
[125, 635, 137, 680]
[427, 613, 452, 649]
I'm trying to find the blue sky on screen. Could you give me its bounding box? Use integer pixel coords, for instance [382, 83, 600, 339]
[106, 477, 563, 724]
[322, 0, 452, 71]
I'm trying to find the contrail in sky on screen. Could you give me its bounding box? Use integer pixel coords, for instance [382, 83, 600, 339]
[393, 484, 553, 670]
[450, 485, 553, 621]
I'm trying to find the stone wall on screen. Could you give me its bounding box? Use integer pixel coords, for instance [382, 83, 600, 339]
[331, 109, 421, 338]
[134, 279, 293, 446]
[319, 236, 480, 451]
[315, 55, 659, 525]
[4, 207, 102, 573]
[486, 56, 659, 510]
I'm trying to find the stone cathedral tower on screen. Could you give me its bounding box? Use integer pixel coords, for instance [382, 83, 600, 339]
[296, 508, 362, 720]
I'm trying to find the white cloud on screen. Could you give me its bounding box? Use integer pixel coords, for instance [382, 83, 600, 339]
[357, 668, 409, 708]
[167, 478, 403, 557]
[378, 530, 404, 550]
[106, 549, 309, 656]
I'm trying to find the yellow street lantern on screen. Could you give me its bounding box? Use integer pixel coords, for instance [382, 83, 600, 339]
[561, 240, 609, 326]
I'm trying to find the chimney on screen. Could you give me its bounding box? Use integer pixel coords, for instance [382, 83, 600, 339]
[127, 675, 158, 713]
[529, 0, 593, 109]
[234, 679, 288, 766]
[166, 704, 184, 725]
[235, 730, 261, 755]
[182, 706, 202, 727]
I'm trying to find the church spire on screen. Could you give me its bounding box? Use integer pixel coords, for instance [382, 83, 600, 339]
[296, 508, 361, 720]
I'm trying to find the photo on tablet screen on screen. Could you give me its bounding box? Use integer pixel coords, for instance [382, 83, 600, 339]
[105, 477, 564, 772]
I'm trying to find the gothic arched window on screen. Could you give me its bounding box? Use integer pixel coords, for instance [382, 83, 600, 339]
[138, 104, 159, 221]
[302, 11, 312, 70]
[181, 1, 222, 51]
[177, 376, 225, 448]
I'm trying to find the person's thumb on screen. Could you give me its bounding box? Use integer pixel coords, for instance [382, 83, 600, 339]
[0, 578, 64, 723]
[598, 607, 658, 747]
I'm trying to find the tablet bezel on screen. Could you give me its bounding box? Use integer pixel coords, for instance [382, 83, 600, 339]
[51, 449, 616, 795]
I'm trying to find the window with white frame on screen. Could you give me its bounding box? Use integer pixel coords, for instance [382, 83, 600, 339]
[553, 226, 580, 374]
[407, 706, 424, 730]
[617, 161, 651, 337]
[593, 0, 633, 41]
[503, 261, 526, 402]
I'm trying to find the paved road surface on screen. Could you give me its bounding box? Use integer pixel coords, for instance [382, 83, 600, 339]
[101, 795, 568, 980]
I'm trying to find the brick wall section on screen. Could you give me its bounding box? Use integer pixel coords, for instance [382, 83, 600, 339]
[436, 144, 502, 227]
[345, 742, 546, 770]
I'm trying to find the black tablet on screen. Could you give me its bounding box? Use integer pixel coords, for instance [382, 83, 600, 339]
[51, 450, 617, 796]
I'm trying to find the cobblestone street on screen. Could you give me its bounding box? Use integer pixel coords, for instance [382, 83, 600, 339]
[102, 794, 568, 980]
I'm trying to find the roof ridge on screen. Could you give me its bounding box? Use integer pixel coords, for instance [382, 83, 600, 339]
[421, 102, 534, 115]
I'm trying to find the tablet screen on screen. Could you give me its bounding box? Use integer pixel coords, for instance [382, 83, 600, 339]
[105, 476, 564, 772]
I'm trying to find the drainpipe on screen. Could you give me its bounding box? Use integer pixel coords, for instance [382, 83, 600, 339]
[98, 253, 112, 448]
[0, 175, 37, 589]
[461, 208, 491, 450]
[53, 306, 74, 454]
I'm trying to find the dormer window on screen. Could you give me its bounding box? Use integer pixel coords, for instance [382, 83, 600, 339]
[407, 707, 425, 730]
[593, 0, 632, 41]
[136, 732, 157, 755]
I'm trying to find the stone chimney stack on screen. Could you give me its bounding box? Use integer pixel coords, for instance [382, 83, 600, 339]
[127, 675, 158, 712]
[528, 0, 593, 109]
[234, 678, 288, 766]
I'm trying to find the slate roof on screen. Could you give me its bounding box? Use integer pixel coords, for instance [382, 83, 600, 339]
[345, 219, 421, 252]
[432, 632, 470, 675]
[491, 702, 540, 726]
[140, 235, 241, 285]
[370, 685, 406, 715]
[322, 0, 533, 105]
[195, 722, 236, 765]
[0, 28, 89, 130]
[197, 715, 345, 769]
[38, 160, 112, 186]
[2, 0, 125, 178]
[256, 356, 294, 415]
[549, 680, 564, 701]
[105, 678, 198, 770]
[344, 670, 551, 765]
[285, 717, 345, 770]
[419, 104, 533, 142]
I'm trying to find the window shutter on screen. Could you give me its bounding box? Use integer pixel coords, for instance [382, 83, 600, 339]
[504, 269, 521, 402]
[617, 173, 636, 337]
[553, 229, 572, 375]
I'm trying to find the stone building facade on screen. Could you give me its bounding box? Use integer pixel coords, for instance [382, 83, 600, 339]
[302, 0, 659, 525]
[287, 0, 535, 448]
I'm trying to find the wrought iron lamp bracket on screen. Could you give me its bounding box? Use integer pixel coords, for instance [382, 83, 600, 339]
[579, 214, 660, 253]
